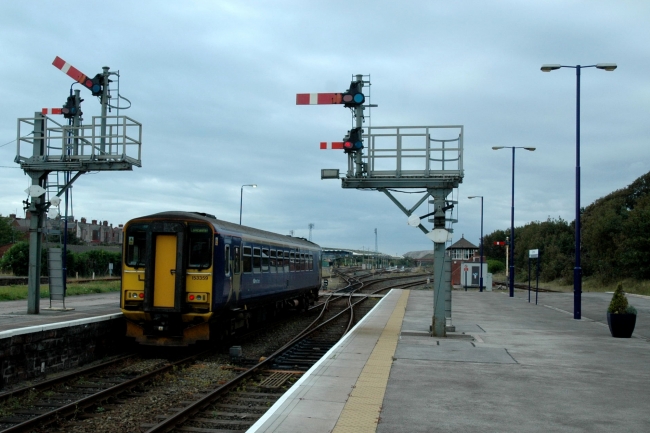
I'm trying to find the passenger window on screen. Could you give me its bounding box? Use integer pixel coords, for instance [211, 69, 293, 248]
[253, 247, 261, 273]
[290, 252, 295, 272]
[262, 248, 269, 272]
[300, 253, 305, 271]
[243, 246, 252, 273]
[284, 251, 289, 272]
[225, 245, 231, 276]
[270, 250, 277, 273]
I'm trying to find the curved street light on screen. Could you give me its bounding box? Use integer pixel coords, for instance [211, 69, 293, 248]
[239, 184, 257, 225]
[541, 62, 616, 320]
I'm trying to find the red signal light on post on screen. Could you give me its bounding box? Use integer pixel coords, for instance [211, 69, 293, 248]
[343, 127, 363, 153]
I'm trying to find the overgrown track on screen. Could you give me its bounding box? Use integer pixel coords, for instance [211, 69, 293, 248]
[493, 281, 559, 292]
[0, 350, 217, 433]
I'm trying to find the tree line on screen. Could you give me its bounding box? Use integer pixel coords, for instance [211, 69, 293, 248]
[0, 241, 121, 277]
[481, 171, 650, 283]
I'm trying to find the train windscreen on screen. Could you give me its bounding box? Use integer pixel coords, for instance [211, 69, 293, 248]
[125, 224, 148, 268]
[188, 224, 212, 269]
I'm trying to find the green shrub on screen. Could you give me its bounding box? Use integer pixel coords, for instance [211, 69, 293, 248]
[68, 249, 122, 277]
[625, 305, 637, 315]
[0, 242, 48, 276]
[607, 283, 629, 314]
[487, 259, 505, 274]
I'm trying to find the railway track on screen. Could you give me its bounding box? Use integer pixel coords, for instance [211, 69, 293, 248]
[0, 273, 425, 432]
[0, 350, 217, 433]
[493, 281, 559, 292]
[139, 276, 424, 433]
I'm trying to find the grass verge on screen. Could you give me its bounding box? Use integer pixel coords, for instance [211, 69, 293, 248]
[493, 273, 650, 296]
[0, 280, 120, 301]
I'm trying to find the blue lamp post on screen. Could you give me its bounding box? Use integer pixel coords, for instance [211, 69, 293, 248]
[239, 184, 257, 225]
[492, 146, 536, 297]
[468, 195, 484, 292]
[541, 63, 616, 320]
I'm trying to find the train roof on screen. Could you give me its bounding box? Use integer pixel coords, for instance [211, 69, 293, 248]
[128, 211, 321, 249]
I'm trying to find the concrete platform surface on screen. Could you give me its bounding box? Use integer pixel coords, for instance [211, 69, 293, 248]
[248, 289, 650, 433]
[0, 292, 120, 333]
[379, 290, 650, 433]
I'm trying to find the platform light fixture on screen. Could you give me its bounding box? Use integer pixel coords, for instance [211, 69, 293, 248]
[492, 146, 536, 297]
[540, 62, 617, 320]
[239, 184, 257, 225]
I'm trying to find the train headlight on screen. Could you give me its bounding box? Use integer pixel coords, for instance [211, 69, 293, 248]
[126, 291, 144, 301]
[186, 293, 209, 303]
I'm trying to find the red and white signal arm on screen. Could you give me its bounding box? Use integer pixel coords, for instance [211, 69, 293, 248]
[296, 93, 343, 105]
[320, 142, 344, 150]
[41, 108, 62, 115]
[494, 241, 506, 246]
[52, 56, 90, 85]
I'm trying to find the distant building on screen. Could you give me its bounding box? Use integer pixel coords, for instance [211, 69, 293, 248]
[446, 236, 482, 286]
[75, 218, 123, 244]
[6, 213, 123, 245]
[402, 250, 434, 266]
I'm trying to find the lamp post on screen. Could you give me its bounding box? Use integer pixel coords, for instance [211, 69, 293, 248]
[492, 146, 536, 297]
[468, 196, 484, 292]
[239, 184, 257, 225]
[541, 63, 616, 320]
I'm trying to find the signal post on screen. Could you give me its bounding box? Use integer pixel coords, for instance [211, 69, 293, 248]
[16, 57, 143, 314]
[298, 76, 464, 337]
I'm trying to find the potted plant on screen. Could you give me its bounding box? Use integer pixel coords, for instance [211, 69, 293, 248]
[607, 283, 637, 338]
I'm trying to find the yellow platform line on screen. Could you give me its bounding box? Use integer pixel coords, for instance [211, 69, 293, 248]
[332, 290, 410, 433]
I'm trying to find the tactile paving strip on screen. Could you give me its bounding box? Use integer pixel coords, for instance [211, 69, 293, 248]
[332, 290, 409, 433]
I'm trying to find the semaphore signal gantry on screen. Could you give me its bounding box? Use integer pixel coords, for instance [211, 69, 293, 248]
[297, 74, 464, 338]
[16, 57, 143, 315]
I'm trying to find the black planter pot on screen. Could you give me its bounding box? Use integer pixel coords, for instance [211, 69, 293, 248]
[607, 312, 637, 338]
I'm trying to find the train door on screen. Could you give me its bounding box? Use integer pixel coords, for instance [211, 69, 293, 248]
[232, 237, 242, 300]
[223, 236, 242, 303]
[223, 238, 232, 301]
[144, 222, 185, 312]
[154, 235, 176, 307]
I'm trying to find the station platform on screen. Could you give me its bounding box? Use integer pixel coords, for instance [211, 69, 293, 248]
[249, 288, 650, 432]
[0, 292, 121, 335]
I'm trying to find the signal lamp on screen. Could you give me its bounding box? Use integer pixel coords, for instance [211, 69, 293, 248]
[61, 95, 78, 119]
[83, 73, 104, 96]
[343, 127, 363, 153]
[342, 80, 365, 107]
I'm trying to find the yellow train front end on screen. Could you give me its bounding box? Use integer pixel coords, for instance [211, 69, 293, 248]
[120, 215, 217, 346]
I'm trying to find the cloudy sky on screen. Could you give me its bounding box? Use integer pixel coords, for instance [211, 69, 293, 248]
[1, 1, 648, 256]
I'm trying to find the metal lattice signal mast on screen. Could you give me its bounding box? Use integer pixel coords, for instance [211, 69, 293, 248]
[308, 223, 314, 242]
[16, 57, 142, 315]
[298, 75, 464, 337]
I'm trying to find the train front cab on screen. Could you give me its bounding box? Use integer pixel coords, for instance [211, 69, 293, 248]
[121, 219, 216, 346]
